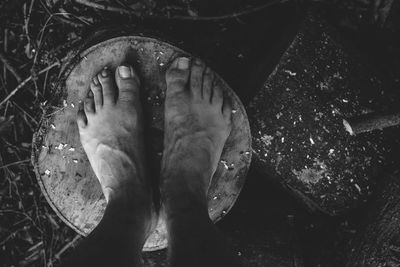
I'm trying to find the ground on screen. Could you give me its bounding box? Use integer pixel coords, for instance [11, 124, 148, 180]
[0, 0, 399, 266]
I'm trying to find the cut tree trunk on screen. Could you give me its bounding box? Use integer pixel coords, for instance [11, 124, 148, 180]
[31, 30, 252, 252]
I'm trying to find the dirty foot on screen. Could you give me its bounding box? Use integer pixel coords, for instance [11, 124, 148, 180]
[161, 57, 232, 203]
[77, 65, 150, 208]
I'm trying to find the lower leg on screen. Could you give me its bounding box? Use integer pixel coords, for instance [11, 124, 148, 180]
[62, 191, 151, 267]
[163, 171, 239, 267]
[62, 65, 153, 267]
[162, 57, 240, 267]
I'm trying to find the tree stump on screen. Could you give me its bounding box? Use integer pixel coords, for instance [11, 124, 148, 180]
[347, 171, 400, 266]
[247, 12, 393, 215]
[31, 35, 252, 251]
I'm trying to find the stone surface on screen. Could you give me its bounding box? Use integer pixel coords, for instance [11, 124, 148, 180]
[247, 13, 394, 215]
[32, 35, 252, 251]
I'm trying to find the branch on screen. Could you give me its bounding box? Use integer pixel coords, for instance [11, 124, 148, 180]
[75, 0, 288, 21]
[0, 62, 60, 108]
[0, 51, 22, 82]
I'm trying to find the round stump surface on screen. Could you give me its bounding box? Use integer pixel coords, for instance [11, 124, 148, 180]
[32, 36, 252, 251]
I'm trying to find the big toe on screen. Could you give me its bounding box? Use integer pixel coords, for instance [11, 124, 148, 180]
[115, 64, 141, 102]
[97, 68, 117, 105]
[166, 57, 190, 94]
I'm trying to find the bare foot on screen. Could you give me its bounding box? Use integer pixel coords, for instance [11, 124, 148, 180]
[77, 65, 150, 208]
[161, 57, 232, 201]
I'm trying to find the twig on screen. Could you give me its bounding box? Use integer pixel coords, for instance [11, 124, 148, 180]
[0, 61, 60, 108]
[0, 209, 42, 233]
[0, 51, 22, 82]
[3, 28, 8, 82]
[75, 0, 288, 21]
[11, 101, 38, 126]
[75, 0, 141, 16]
[53, 235, 81, 260]
[0, 159, 30, 169]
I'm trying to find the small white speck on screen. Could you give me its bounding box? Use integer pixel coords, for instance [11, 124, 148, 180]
[71, 103, 75, 108]
[328, 149, 334, 155]
[220, 160, 229, 170]
[354, 184, 361, 193]
[55, 143, 68, 150]
[159, 62, 165, 66]
[222, 210, 227, 215]
[50, 124, 56, 130]
[238, 252, 242, 256]
[342, 99, 349, 103]
[264, 153, 268, 157]
[55, 144, 64, 150]
[68, 148, 75, 152]
[284, 70, 297, 76]
[45, 169, 50, 175]
[281, 137, 285, 143]
[261, 135, 274, 146]
[232, 109, 237, 114]
[213, 196, 218, 200]
[309, 137, 315, 145]
[245, 151, 251, 155]
[72, 159, 78, 163]
[63, 100, 68, 107]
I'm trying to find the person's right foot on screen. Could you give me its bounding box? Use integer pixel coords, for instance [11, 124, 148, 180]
[161, 57, 232, 202]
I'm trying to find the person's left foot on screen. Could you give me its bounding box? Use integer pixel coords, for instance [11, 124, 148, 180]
[77, 65, 150, 208]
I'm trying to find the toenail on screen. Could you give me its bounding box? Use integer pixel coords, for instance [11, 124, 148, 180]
[194, 58, 202, 65]
[101, 69, 109, 77]
[177, 57, 189, 70]
[92, 76, 99, 85]
[118, 65, 132, 79]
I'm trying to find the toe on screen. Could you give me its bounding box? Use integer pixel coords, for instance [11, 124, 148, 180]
[76, 101, 87, 128]
[190, 58, 204, 99]
[98, 68, 117, 105]
[166, 57, 190, 94]
[90, 76, 103, 109]
[211, 83, 223, 106]
[115, 64, 140, 103]
[202, 67, 214, 102]
[84, 95, 95, 114]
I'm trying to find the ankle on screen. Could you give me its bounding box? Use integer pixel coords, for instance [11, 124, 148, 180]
[162, 190, 209, 219]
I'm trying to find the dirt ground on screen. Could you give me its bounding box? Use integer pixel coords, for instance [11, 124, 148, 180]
[0, 0, 399, 266]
